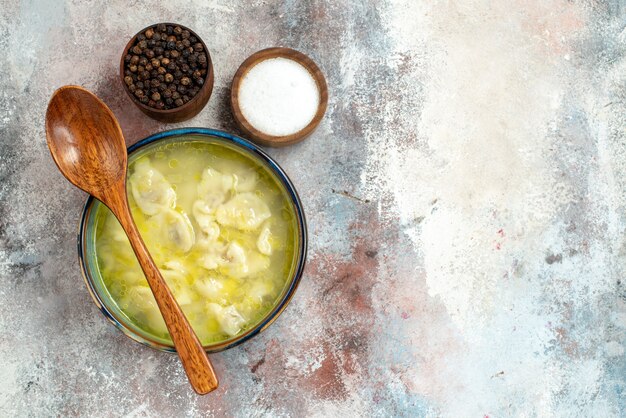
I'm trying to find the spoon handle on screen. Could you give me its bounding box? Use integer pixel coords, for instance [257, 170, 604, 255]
[111, 193, 219, 394]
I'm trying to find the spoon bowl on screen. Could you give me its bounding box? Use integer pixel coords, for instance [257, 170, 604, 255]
[45, 85, 218, 394]
[46, 86, 127, 199]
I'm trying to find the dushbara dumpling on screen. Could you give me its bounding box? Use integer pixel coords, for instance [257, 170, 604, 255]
[129, 158, 176, 216]
[216, 192, 271, 231]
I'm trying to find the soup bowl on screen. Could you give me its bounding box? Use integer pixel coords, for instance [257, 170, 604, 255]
[78, 128, 307, 353]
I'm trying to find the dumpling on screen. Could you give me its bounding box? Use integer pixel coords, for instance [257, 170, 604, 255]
[109, 217, 129, 243]
[246, 250, 271, 276]
[256, 223, 272, 255]
[154, 209, 195, 252]
[231, 167, 258, 192]
[220, 242, 270, 279]
[216, 192, 271, 231]
[123, 286, 168, 336]
[207, 303, 246, 336]
[195, 276, 224, 300]
[192, 200, 221, 241]
[161, 262, 193, 306]
[197, 168, 233, 211]
[248, 279, 274, 303]
[197, 240, 227, 271]
[129, 158, 176, 216]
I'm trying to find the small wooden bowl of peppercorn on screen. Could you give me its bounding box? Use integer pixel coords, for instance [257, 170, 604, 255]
[120, 23, 214, 123]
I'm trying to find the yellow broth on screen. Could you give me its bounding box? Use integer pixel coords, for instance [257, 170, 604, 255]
[93, 139, 298, 345]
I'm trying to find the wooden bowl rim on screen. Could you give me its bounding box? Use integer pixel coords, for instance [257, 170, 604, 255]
[230, 47, 328, 147]
[119, 22, 213, 115]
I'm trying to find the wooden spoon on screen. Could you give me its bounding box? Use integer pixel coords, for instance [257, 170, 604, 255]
[45, 85, 218, 394]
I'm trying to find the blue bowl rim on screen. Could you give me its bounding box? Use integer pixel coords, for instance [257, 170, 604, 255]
[78, 127, 308, 353]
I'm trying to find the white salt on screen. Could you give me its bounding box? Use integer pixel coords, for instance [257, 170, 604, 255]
[238, 57, 320, 137]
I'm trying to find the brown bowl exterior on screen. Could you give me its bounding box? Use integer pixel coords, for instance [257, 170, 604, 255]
[230, 47, 328, 147]
[119, 23, 214, 123]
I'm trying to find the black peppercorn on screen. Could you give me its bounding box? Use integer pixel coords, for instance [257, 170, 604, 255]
[124, 24, 208, 110]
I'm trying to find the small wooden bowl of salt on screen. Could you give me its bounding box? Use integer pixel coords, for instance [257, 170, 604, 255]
[231, 47, 328, 147]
